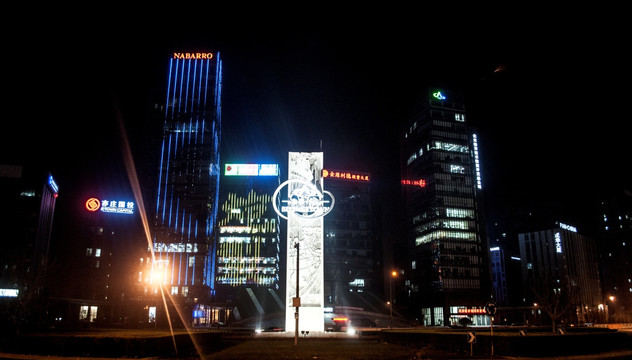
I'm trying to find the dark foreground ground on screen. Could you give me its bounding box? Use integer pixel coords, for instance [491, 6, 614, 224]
[1, 327, 632, 359]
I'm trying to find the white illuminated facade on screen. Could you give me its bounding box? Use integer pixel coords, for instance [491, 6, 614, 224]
[278, 152, 328, 332]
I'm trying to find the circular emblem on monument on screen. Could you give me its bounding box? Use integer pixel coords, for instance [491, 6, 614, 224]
[272, 179, 335, 220]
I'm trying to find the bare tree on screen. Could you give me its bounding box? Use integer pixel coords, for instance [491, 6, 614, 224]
[532, 287, 574, 333]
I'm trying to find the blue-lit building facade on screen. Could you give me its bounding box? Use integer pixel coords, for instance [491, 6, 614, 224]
[214, 163, 282, 322]
[399, 88, 491, 326]
[138, 52, 223, 326]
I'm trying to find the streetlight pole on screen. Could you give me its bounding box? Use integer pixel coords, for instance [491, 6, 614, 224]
[389, 270, 397, 327]
[294, 241, 300, 346]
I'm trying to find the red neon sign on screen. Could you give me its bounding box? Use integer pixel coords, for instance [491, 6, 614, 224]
[322, 169, 370, 182]
[457, 308, 486, 315]
[401, 179, 426, 188]
[85, 198, 101, 212]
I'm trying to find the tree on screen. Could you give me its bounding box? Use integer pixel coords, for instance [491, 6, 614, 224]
[532, 287, 574, 333]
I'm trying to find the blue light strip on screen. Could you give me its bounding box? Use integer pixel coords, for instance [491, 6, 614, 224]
[171, 60, 179, 119]
[190, 59, 197, 113]
[191, 255, 195, 285]
[184, 59, 191, 113]
[178, 60, 185, 113]
[156, 139, 165, 214]
[165, 58, 173, 119]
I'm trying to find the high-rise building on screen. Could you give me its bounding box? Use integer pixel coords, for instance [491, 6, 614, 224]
[518, 221, 603, 324]
[321, 168, 382, 312]
[595, 190, 632, 322]
[214, 163, 283, 321]
[0, 165, 58, 325]
[399, 88, 490, 326]
[139, 51, 222, 326]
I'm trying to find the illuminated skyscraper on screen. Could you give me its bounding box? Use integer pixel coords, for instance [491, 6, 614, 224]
[400, 88, 490, 326]
[144, 52, 222, 316]
[214, 163, 283, 319]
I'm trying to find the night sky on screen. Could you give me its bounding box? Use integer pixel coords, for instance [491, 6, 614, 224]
[2, 13, 630, 247]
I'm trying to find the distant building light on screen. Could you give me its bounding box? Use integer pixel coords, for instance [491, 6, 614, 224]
[48, 175, 59, 194]
[511, 257, 521, 261]
[0, 289, 19, 297]
[490, 247, 500, 251]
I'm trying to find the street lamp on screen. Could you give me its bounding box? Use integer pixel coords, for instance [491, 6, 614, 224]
[389, 270, 397, 327]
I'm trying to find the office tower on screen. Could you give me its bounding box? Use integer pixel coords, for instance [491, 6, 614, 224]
[321, 168, 382, 311]
[215, 163, 283, 321]
[518, 221, 603, 324]
[0, 165, 57, 324]
[596, 191, 632, 322]
[400, 88, 490, 326]
[141, 51, 222, 325]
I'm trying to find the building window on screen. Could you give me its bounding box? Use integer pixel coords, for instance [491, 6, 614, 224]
[95, 248, 101, 257]
[86, 248, 93, 256]
[171, 286, 178, 295]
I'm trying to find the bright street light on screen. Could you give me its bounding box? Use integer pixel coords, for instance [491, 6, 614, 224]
[389, 270, 397, 327]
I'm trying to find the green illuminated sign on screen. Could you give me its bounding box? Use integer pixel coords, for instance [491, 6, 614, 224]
[433, 91, 446, 100]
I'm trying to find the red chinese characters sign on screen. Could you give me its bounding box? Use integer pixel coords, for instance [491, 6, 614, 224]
[322, 169, 370, 182]
[401, 179, 426, 187]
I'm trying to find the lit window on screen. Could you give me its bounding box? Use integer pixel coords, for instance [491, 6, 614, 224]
[411, 260, 416, 270]
[86, 248, 93, 256]
[450, 165, 465, 174]
[182, 286, 188, 297]
[171, 286, 179, 295]
[95, 248, 101, 257]
[79, 306, 89, 321]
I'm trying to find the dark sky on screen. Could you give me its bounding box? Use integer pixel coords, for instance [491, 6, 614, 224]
[2, 13, 630, 237]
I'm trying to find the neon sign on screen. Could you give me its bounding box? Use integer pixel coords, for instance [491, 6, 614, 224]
[85, 198, 101, 212]
[555, 232, 562, 253]
[322, 169, 370, 182]
[173, 52, 213, 60]
[401, 179, 426, 188]
[559, 222, 577, 233]
[224, 164, 279, 176]
[457, 308, 486, 315]
[272, 179, 335, 220]
[85, 197, 135, 215]
[433, 91, 446, 100]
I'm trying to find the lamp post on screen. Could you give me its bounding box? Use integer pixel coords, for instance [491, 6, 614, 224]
[294, 241, 300, 346]
[389, 270, 397, 327]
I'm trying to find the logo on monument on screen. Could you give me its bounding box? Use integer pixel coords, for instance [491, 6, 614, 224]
[272, 179, 335, 220]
